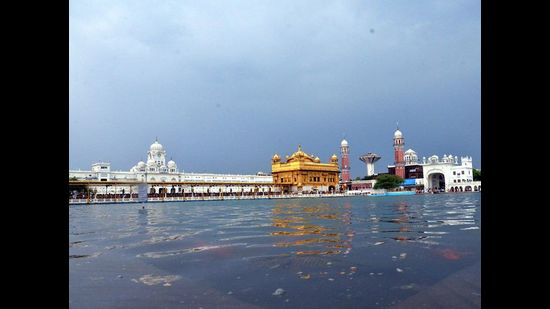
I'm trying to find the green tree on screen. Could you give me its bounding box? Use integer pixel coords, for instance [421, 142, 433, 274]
[473, 168, 481, 181]
[373, 174, 404, 190]
[355, 176, 361, 181]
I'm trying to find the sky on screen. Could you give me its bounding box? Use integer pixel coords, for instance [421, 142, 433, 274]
[70, 0, 480, 176]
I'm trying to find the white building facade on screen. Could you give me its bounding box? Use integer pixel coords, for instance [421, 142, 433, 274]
[421, 154, 481, 192]
[69, 139, 277, 195]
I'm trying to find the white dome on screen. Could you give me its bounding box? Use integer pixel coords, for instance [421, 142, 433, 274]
[341, 139, 348, 146]
[167, 160, 176, 168]
[137, 161, 146, 167]
[150, 140, 164, 151]
[404, 149, 416, 154]
[394, 129, 403, 138]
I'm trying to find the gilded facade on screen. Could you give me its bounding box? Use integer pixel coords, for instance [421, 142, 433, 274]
[272, 146, 340, 193]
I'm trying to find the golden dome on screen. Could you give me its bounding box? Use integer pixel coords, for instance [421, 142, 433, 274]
[272, 154, 280, 163]
[330, 154, 338, 162]
[292, 145, 305, 158]
[314, 156, 321, 163]
[287, 145, 315, 163]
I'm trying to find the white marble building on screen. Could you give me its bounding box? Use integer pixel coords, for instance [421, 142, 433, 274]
[69, 139, 276, 195]
[421, 154, 481, 192]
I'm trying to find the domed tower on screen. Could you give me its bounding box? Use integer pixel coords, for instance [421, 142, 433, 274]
[331, 154, 339, 164]
[340, 139, 350, 184]
[167, 159, 177, 173]
[272, 153, 280, 164]
[393, 125, 405, 178]
[147, 138, 167, 169]
[404, 149, 418, 165]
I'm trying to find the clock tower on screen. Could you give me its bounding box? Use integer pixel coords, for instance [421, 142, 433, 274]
[393, 126, 405, 179]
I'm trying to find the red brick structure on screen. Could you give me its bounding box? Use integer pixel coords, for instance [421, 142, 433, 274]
[393, 127, 405, 179]
[341, 139, 350, 183]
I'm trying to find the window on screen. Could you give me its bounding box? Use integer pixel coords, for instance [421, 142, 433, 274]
[458, 179, 461, 183]
[461, 171, 465, 174]
[453, 180, 456, 183]
[453, 171, 456, 175]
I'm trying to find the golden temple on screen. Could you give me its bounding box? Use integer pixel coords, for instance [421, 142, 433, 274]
[272, 145, 340, 193]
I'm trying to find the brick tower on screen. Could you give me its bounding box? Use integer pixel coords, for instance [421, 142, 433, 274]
[393, 125, 405, 179]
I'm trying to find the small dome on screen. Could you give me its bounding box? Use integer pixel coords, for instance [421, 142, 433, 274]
[404, 149, 415, 154]
[150, 140, 164, 151]
[331, 154, 338, 162]
[272, 154, 280, 161]
[167, 160, 176, 168]
[137, 161, 146, 167]
[394, 129, 403, 138]
[314, 156, 321, 163]
[294, 150, 305, 157]
[341, 139, 348, 147]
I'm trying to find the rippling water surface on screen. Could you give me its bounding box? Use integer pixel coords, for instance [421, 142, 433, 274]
[69, 193, 481, 308]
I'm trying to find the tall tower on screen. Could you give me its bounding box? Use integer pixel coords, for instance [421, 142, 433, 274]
[359, 153, 381, 176]
[340, 139, 350, 184]
[393, 125, 405, 179]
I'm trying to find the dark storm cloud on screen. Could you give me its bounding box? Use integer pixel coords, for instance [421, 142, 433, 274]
[70, 0, 480, 175]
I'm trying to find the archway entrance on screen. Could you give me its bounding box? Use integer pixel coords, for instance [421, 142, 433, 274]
[329, 186, 335, 193]
[428, 173, 446, 192]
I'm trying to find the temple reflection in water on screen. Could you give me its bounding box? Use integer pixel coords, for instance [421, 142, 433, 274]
[270, 201, 354, 256]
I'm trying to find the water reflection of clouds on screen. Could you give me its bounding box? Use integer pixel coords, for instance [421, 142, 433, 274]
[270, 202, 354, 256]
